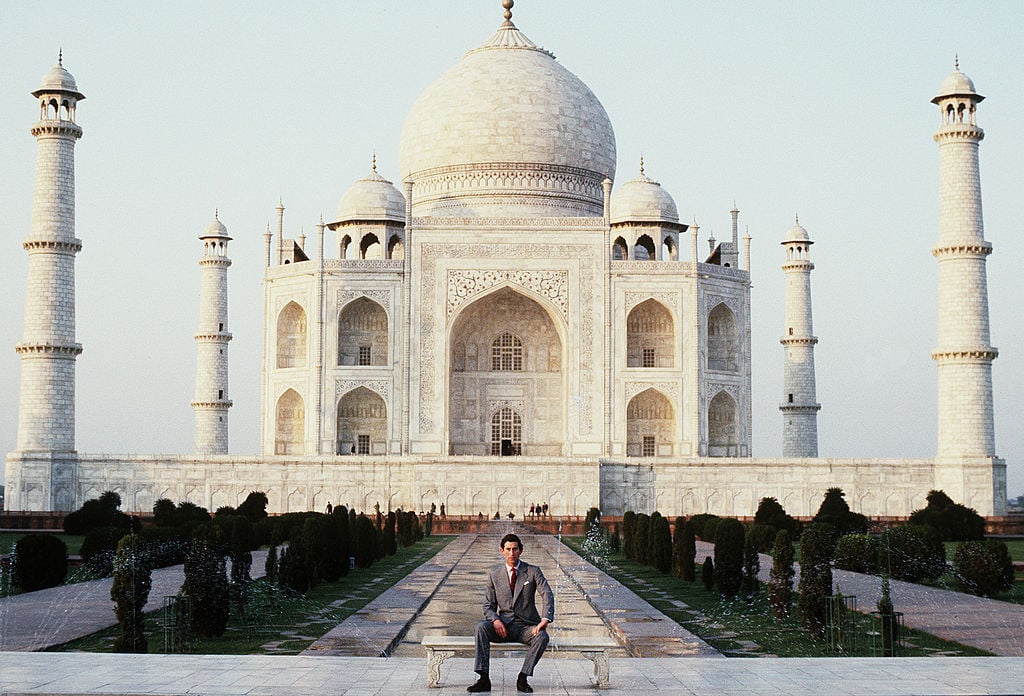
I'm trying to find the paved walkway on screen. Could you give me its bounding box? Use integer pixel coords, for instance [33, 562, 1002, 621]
[3, 534, 1024, 693]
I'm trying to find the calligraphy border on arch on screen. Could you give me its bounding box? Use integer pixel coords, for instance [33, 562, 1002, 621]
[337, 288, 393, 311]
[625, 381, 680, 404]
[419, 242, 594, 436]
[447, 269, 568, 320]
[335, 379, 392, 403]
[624, 291, 680, 315]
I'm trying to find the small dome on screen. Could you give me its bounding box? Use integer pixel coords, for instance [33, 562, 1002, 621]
[932, 66, 984, 104]
[201, 213, 230, 239]
[32, 62, 85, 100]
[782, 220, 812, 244]
[610, 168, 679, 225]
[334, 167, 406, 225]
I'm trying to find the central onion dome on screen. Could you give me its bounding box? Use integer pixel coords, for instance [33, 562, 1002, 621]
[399, 7, 616, 217]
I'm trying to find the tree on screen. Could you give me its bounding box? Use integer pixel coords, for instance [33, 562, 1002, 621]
[63, 491, 132, 535]
[713, 518, 745, 597]
[797, 524, 834, 640]
[671, 517, 687, 578]
[741, 526, 761, 600]
[111, 534, 152, 653]
[877, 524, 945, 582]
[768, 529, 795, 619]
[332, 505, 351, 577]
[236, 491, 269, 523]
[383, 511, 397, 556]
[953, 539, 1014, 597]
[622, 511, 636, 560]
[754, 497, 802, 536]
[182, 525, 229, 638]
[679, 520, 696, 581]
[353, 514, 377, 569]
[265, 544, 279, 582]
[701, 556, 715, 591]
[651, 514, 672, 574]
[909, 490, 985, 541]
[812, 488, 868, 538]
[13, 534, 68, 591]
[634, 514, 651, 566]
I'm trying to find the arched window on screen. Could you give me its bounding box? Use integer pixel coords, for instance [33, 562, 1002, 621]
[340, 234, 352, 259]
[336, 387, 387, 455]
[387, 234, 404, 260]
[360, 233, 382, 259]
[338, 297, 388, 366]
[276, 302, 307, 368]
[708, 391, 738, 456]
[490, 407, 522, 455]
[491, 332, 523, 371]
[707, 303, 739, 372]
[612, 236, 628, 260]
[626, 388, 674, 457]
[627, 299, 674, 368]
[635, 234, 656, 261]
[662, 235, 678, 261]
[275, 389, 305, 454]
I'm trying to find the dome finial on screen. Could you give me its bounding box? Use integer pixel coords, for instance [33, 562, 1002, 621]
[795, 213, 799, 224]
[639, 154, 645, 176]
[503, 0, 514, 22]
[955, 52, 959, 71]
[58, 48, 63, 67]
[215, 208, 219, 220]
[372, 149, 377, 172]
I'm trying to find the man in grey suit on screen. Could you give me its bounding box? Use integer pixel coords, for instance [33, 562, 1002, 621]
[468, 533, 554, 693]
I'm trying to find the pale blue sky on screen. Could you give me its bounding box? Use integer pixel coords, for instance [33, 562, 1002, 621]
[1, 1, 1022, 499]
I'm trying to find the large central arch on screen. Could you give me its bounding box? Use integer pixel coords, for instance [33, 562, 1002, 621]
[448, 286, 566, 456]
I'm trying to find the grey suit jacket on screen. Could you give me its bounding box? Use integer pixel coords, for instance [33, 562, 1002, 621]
[483, 560, 554, 626]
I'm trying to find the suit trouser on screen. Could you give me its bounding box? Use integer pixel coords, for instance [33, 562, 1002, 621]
[474, 619, 550, 676]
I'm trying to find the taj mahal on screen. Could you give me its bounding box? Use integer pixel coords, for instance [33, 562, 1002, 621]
[3, 2, 1006, 517]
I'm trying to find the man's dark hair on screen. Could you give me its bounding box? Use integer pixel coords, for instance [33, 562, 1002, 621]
[500, 533, 523, 550]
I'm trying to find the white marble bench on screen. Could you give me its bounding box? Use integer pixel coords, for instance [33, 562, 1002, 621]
[421, 634, 619, 688]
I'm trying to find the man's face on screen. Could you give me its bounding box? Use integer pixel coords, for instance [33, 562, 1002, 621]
[501, 541, 522, 567]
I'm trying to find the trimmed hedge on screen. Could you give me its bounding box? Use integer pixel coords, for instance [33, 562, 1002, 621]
[834, 533, 878, 574]
[768, 529, 795, 619]
[877, 524, 945, 583]
[713, 518, 745, 597]
[13, 534, 68, 591]
[910, 490, 985, 541]
[797, 524, 834, 640]
[953, 539, 1014, 597]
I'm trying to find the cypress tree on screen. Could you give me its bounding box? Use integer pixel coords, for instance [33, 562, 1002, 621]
[652, 514, 672, 574]
[671, 516, 686, 577]
[182, 525, 229, 637]
[384, 511, 397, 556]
[333, 505, 351, 577]
[111, 533, 151, 653]
[797, 524, 835, 640]
[701, 556, 715, 591]
[680, 520, 696, 581]
[353, 514, 376, 568]
[634, 514, 651, 565]
[622, 511, 636, 559]
[741, 526, 761, 600]
[768, 529, 795, 619]
[713, 518, 745, 597]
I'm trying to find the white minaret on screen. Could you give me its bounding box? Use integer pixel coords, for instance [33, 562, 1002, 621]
[16, 55, 85, 455]
[192, 212, 233, 454]
[780, 218, 820, 457]
[931, 62, 997, 460]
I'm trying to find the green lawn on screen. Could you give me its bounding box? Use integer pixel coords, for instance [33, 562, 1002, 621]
[565, 537, 991, 658]
[0, 531, 85, 556]
[49, 535, 454, 655]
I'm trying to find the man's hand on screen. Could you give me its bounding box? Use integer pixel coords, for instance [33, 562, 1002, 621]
[493, 619, 507, 638]
[530, 619, 549, 637]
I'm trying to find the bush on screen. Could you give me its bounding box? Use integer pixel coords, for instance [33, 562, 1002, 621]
[713, 518, 745, 597]
[81, 526, 128, 577]
[63, 491, 133, 536]
[236, 491, 269, 524]
[768, 529, 795, 619]
[689, 513, 719, 541]
[111, 534, 152, 653]
[701, 556, 715, 590]
[741, 527, 761, 599]
[797, 524, 834, 640]
[622, 511, 636, 560]
[353, 514, 377, 569]
[678, 520, 696, 581]
[745, 523, 778, 553]
[332, 505, 351, 577]
[812, 488, 868, 538]
[651, 514, 672, 574]
[910, 490, 985, 541]
[634, 514, 651, 566]
[13, 534, 68, 591]
[585, 507, 601, 534]
[754, 497, 802, 537]
[383, 512, 398, 556]
[834, 533, 879, 574]
[953, 540, 1013, 597]
[137, 526, 189, 569]
[877, 524, 945, 582]
[182, 525, 229, 637]
[702, 516, 723, 544]
[265, 545, 279, 582]
[671, 517, 687, 578]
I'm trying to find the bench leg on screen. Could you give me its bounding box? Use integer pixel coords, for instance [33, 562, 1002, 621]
[581, 650, 610, 688]
[426, 648, 455, 688]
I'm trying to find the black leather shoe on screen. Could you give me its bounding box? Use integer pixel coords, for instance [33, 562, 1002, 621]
[517, 673, 534, 693]
[467, 675, 491, 693]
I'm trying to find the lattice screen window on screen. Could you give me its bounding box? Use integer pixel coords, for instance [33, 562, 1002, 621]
[642, 436, 656, 457]
[357, 434, 370, 454]
[491, 332, 523, 371]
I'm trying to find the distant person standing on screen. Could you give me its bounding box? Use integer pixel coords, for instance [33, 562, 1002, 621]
[467, 533, 553, 693]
